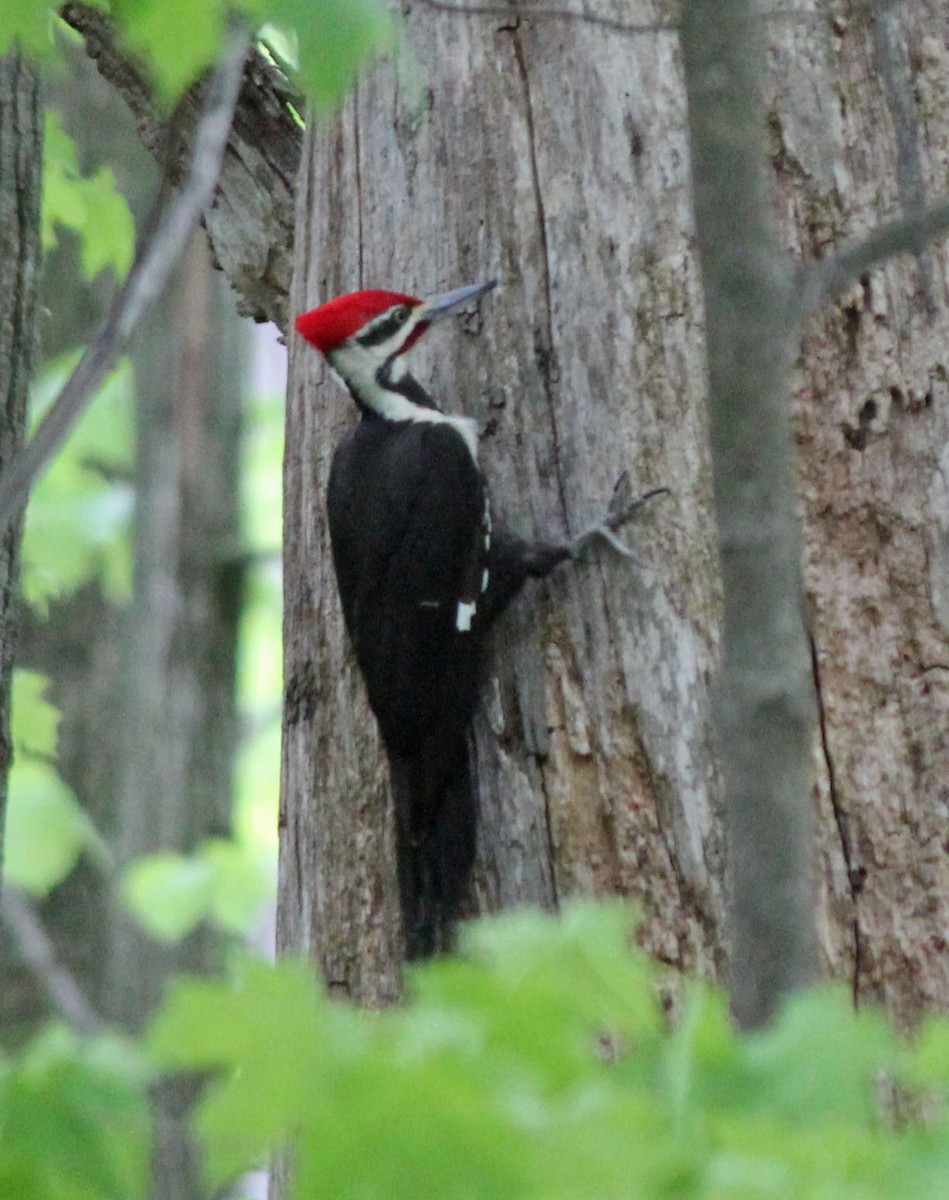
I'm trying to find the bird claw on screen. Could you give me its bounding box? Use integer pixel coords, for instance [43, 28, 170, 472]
[570, 476, 669, 565]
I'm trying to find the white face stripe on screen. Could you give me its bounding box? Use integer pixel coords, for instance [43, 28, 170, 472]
[328, 343, 480, 461]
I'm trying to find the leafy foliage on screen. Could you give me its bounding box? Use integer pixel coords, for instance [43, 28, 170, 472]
[4, 671, 107, 893]
[2, 1, 392, 111]
[42, 110, 135, 282]
[120, 838, 273, 941]
[0, 1025, 151, 1200]
[21, 354, 134, 611]
[145, 905, 949, 1200]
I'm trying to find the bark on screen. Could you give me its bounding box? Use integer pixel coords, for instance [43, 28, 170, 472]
[280, 7, 724, 1003]
[71, 0, 949, 1027]
[681, 1, 818, 1028]
[0, 52, 40, 871]
[763, 0, 949, 1022]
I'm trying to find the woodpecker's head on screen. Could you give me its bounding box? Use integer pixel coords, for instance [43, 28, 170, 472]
[294, 281, 496, 415]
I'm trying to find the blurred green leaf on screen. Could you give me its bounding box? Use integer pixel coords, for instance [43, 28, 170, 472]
[0, 2, 53, 57]
[264, 0, 392, 109]
[110, 0, 224, 104]
[12, 668, 61, 759]
[121, 839, 272, 941]
[23, 354, 133, 610]
[202, 837, 273, 933]
[121, 852, 215, 942]
[43, 110, 135, 281]
[146, 904, 949, 1200]
[149, 955, 333, 1184]
[5, 760, 99, 895]
[0, 1025, 150, 1200]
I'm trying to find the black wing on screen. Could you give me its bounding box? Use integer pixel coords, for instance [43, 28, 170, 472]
[327, 419, 486, 760]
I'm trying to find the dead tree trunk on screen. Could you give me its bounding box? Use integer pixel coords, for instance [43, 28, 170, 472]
[280, 9, 724, 1004]
[764, 1, 949, 1022]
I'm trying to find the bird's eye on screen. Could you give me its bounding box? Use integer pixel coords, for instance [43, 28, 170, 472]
[393, 306, 410, 324]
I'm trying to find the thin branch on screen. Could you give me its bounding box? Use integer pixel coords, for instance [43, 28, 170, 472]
[802, 197, 949, 308]
[0, 25, 250, 533]
[1, 886, 105, 1035]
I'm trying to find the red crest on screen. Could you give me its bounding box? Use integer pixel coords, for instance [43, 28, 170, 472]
[294, 289, 421, 354]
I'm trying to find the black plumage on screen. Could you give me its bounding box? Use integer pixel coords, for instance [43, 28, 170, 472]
[328, 415, 487, 956]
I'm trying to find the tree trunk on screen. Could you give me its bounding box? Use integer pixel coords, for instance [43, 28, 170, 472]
[765, 0, 949, 1022]
[0, 51, 40, 872]
[106, 232, 244, 1198]
[681, 0, 818, 1028]
[273, 2, 949, 1026]
[280, 9, 724, 1004]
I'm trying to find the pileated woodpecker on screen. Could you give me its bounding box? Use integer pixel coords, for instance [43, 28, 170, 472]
[295, 281, 660, 958]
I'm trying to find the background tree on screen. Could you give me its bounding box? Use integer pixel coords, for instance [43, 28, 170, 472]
[0, 51, 41, 869]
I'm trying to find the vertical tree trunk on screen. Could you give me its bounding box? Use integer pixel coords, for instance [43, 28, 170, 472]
[763, 0, 949, 1021]
[279, 2, 949, 1028]
[0, 51, 40, 872]
[107, 233, 245, 1198]
[280, 9, 724, 1002]
[681, 0, 818, 1027]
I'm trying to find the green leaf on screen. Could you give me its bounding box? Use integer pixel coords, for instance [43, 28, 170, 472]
[149, 956, 335, 1184]
[23, 354, 133, 610]
[121, 853, 215, 942]
[745, 987, 901, 1124]
[0, 2, 53, 58]
[5, 760, 97, 894]
[0, 1025, 150, 1200]
[201, 838, 273, 934]
[43, 110, 135, 281]
[268, 0, 392, 110]
[910, 1014, 949, 1087]
[12, 669, 61, 758]
[110, 0, 225, 104]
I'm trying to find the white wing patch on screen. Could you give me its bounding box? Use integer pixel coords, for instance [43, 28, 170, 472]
[456, 601, 477, 632]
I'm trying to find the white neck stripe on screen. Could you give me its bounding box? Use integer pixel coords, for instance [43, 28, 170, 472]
[329, 346, 479, 461]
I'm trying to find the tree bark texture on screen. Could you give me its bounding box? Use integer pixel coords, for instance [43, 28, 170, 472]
[0, 53, 40, 873]
[280, 0, 949, 1021]
[281, 6, 723, 1004]
[764, 1, 949, 1022]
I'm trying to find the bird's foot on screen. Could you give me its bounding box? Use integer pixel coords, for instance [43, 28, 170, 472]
[569, 473, 670, 563]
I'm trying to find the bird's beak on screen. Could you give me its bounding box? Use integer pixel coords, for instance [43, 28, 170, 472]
[417, 280, 497, 324]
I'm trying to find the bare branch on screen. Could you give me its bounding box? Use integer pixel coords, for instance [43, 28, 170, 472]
[0, 26, 249, 534]
[1, 886, 105, 1035]
[803, 198, 949, 308]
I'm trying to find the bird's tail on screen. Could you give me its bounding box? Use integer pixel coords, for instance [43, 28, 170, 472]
[387, 739, 477, 960]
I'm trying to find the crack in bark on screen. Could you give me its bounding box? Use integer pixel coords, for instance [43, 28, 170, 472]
[509, 30, 570, 528]
[809, 630, 863, 1005]
[353, 84, 365, 290]
[537, 763, 561, 906]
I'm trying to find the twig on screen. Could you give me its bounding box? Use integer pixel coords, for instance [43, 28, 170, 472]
[801, 197, 949, 308]
[1, 886, 105, 1035]
[0, 25, 250, 533]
